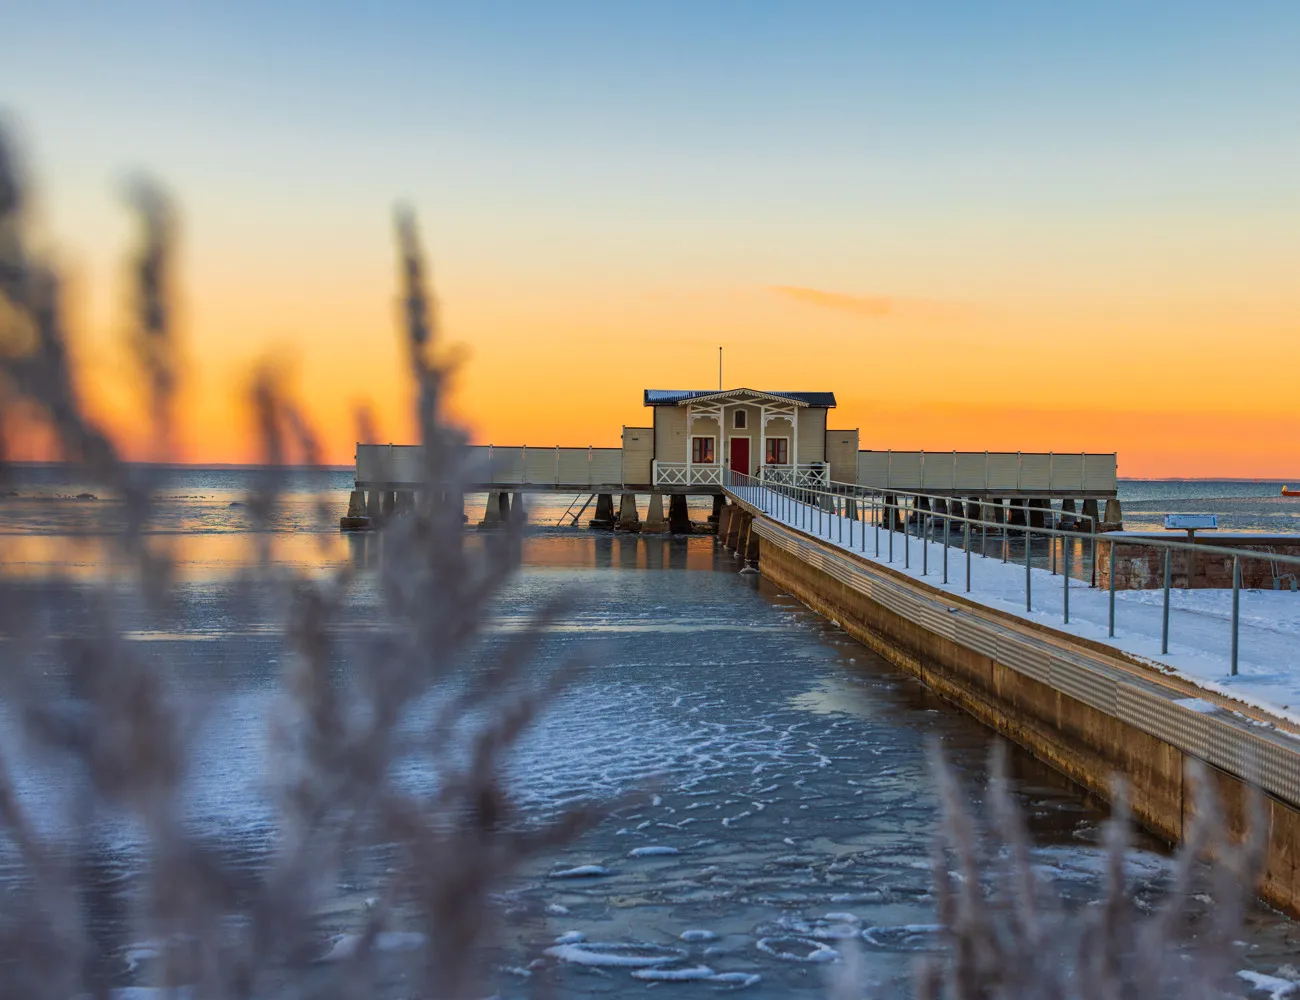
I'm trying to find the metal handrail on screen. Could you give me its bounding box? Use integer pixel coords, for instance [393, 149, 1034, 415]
[725, 471, 1298, 680]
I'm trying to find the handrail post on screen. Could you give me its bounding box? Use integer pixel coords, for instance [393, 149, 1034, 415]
[1025, 525, 1032, 612]
[922, 510, 929, 576]
[943, 516, 949, 584]
[1230, 556, 1240, 676]
[904, 499, 910, 570]
[1108, 540, 1117, 637]
[964, 520, 971, 592]
[1161, 548, 1171, 655]
[1063, 535, 1070, 624]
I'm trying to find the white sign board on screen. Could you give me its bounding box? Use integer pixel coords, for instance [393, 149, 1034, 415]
[1164, 514, 1217, 531]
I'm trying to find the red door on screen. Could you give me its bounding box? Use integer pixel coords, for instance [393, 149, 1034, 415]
[729, 437, 750, 483]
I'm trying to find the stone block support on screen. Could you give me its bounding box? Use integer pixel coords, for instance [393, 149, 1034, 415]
[668, 494, 691, 534]
[1007, 499, 1027, 526]
[1027, 498, 1048, 529]
[397, 490, 414, 511]
[478, 492, 503, 529]
[616, 493, 641, 531]
[742, 515, 760, 566]
[367, 490, 382, 518]
[883, 494, 904, 531]
[511, 492, 526, 523]
[1082, 498, 1100, 532]
[725, 504, 744, 549]
[347, 490, 366, 517]
[590, 493, 615, 528]
[643, 493, 668, 533]
[382, 491, 396, 518]
[1103, 498, 1124, 529]
[715, 503, 734, 541]
[965, 497, 983, 522]
[990, 499, 1006, 524]
[709, 494, 725, 523]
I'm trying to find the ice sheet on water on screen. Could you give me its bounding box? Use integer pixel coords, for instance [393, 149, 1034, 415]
[755, 936, 840, 963]
[320, 931, 426, 961]
[549, 864, 611, 878]
[544, 942, 686, 968]
[709, 972, 763, 988]
[630, 965, 717, 981]
[679, 929, 718, 942]
[628, 845, 679, 857]
[861, 924, 944, 953]
[1238, 970, 1300, 999]
[553, 931, 586, 944]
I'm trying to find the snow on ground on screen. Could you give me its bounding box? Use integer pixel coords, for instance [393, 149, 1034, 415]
[739, 488, 1300, 728]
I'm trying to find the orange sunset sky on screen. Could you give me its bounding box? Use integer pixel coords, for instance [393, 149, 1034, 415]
[5, 3, 1300, 478]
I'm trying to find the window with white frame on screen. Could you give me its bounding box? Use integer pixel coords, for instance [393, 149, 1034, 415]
[734, 409, 747, 429]
[765, 438, 789, 464]
[691, 437, 715, 463]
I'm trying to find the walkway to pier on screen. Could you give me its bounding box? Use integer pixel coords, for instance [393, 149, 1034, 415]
[725, 479, 1300, 731]
[721, 477, 1300, 915]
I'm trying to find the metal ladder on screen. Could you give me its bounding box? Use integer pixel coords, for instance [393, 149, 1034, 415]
[558, 494, 595, 527]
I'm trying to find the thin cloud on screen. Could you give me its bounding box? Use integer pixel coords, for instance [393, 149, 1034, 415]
[770, 285, 970, 323]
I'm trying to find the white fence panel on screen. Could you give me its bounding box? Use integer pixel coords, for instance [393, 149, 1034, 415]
[954, 453, 987, 490]
[1084, 453, 1118, 491]
[1050, 454, 1084, 490]
[488, 447, 526, 485]
[557, 449, 590, 485]
[1019, 454, 1051, 491]
[857, 452, 890, 487]
[589, 449, 623, 485]
[921, 454, 954, 491]
[985, 453, 1020, 492]
[888, 453, 923, 490]
[525, 448, 558, 485]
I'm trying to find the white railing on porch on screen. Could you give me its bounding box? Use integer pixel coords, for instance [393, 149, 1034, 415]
[652, 461, 723, 487]
[759, 464, 829, 488]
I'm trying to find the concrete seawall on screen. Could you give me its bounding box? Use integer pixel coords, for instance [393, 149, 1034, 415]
[728, 502, 1300, 916]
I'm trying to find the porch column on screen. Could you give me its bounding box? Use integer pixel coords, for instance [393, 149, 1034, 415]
[785, 408, 795, 481]
[685, 403, 692, 486]
[759, 404, 767, 482]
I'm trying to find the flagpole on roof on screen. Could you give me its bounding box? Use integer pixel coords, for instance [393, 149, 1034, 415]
[718, 346, 722, 391]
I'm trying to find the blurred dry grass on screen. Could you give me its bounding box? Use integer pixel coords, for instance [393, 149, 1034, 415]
[0, 127, 598, 999]
[0, 126, 1274, 999]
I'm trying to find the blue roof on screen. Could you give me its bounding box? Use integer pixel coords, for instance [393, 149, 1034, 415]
[644, 389, 836, 407]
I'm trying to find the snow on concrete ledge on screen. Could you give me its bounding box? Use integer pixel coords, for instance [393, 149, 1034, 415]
[732, 486, 1300, 733]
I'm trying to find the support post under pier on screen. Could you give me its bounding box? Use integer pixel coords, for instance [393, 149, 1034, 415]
[590, 493, 615, 529]
[668, 495, 691, 534]
[616, 493, 641, 531]
[643, 493, 668, 533]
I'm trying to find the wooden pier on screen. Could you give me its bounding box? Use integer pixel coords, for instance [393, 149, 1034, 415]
[343, 387, 1121, 530]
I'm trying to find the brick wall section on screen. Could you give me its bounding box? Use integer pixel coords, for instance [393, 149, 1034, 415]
[1096, 535, 1300, 590]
